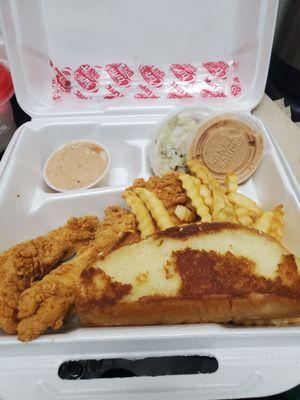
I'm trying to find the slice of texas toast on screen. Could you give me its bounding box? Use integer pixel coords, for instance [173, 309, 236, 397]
[75, 223, 300, 327]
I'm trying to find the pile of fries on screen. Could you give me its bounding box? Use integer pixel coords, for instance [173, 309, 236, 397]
[123, 159, 284, 242]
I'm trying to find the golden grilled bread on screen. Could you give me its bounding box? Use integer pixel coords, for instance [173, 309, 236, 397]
[75, 223, 300, 327]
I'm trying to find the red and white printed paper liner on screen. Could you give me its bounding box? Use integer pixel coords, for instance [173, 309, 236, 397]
[50, 60, 242, 102]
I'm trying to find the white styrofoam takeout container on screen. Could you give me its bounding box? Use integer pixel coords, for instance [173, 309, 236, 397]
[1, 0, 300, 399]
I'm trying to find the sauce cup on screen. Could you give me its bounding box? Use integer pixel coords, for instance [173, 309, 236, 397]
[43, 140, 110, 192]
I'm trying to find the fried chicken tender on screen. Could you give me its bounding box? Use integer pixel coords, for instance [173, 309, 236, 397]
[0, 216, 99, 334]
[129, 172, 188, 227]
[17, 207, 138, 341]
[129, 172, 188, 209]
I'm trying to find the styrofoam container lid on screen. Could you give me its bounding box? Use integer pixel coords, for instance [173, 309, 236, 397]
[0, 18, 8, 66]
[0, 0, 278, 118]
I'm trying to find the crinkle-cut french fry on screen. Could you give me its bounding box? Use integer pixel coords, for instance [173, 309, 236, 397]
[272, 204, 284, 220]
[199, 185, 213, 208]
[222, 206, 238, 222]
[189, 176, 202, 195]
[187, 160, 222, 212]
[212, 195, 237, 223]
[253, 211, 274, 234]
[133, 188, 175, 231]
[187, 159, 213, 187]
[227, 192, 263, 216]
[215, 205, 237, 223]
[187, 160, 236, 222]
[167, 206, 183, 226]
[212, 197, 226, 220]
[190, 176, 213, 209]
[237, 215, 254, 227]
[179, 173, 212, 222]
[225, 173, 238, 193]
[269, 204, 284, 241]
[235, 206, 254, 226]
[123, 190, 155, 239]
[175, 205, 195, 223]
[188, 160, 223, 200]
[215, 209, 229, 222]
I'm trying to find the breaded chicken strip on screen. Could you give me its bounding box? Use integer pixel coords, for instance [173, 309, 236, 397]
[129, 172, 188, 209]
[0, 216, 99, 334]
[17, 207, 138, 341]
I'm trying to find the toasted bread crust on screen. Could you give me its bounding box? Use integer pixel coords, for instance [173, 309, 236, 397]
[155, 222, 288, 249]
[75, 223, 300, 328]
[77, 295, 300, 327]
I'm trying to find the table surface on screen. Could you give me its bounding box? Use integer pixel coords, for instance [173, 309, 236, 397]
[254, 94, 300, 184]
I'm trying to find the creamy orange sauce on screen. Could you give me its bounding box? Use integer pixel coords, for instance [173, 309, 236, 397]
[45, 141, 108, 190]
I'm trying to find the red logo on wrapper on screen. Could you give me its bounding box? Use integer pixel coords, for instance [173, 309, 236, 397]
[105, 64, 134, 87]
[139, 65, 165, 87]
[104, 84, 124, 99]
[167, 81, 193, 98]
[50, 60, 72, 100]
[52, 68, 71, 92]
[231, 77, 241, 96]
[135, 84, 159, 99]
[201, 78, 226, 98]
[50, 59, 241, 102]
[75, 90, 89, 100]
[170, 64, 197, 82]
[203, 61, 229, 79]
[74, 64, 101, 92]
